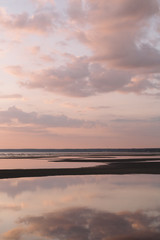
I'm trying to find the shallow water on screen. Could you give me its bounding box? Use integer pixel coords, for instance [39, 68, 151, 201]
[0, 174, 160, 240]
[1, 150, 160, 171]
[0, 158, 102, 169]
[0, 149, 160, 239]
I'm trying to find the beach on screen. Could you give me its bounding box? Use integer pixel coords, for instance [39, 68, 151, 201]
[0, 149, 160, 179]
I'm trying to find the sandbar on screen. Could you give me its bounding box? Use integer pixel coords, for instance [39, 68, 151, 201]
[0, 160, 160, 179]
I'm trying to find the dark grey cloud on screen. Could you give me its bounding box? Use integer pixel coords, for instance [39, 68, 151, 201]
[2, 207, 160, 240]
[0, 106, 94, 128]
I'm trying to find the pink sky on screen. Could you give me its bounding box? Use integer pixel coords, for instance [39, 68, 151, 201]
[0, 0, 160, 148]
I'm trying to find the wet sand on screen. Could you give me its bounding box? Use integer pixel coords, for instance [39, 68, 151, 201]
[50, 157, 160, 163]
[0, 160, 160, 179]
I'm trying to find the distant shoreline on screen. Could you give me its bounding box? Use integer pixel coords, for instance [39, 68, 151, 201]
[0, 148, 160, 152]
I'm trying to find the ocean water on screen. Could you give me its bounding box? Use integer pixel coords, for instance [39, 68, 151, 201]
[0, 148, 160, 160]
[0, 149, 160, 240]
[0, 148, 160, 170]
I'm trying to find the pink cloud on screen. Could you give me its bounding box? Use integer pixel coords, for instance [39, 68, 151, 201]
[3, 0, 160, 97]
[19, 0, 160, 96]
[30, 45, 41, 54]
[66, 0, 160, 95]
[0, 94, 23, 99]
[67, 0, 87, 25]
[0, 7, 59, 34]
[80, 0, 160, 71]
[0, 203, 23, 211]
[5, 65, 25, 77]
[31, 0, 55, 7]
[23, 57, 94, 97]
[22, 56, 157, 96]
[0, 106, 95, 128]
[40, 54, 54, 62]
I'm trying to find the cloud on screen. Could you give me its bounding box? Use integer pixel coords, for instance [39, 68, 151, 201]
[86, 105, 110, 111]
[31, 0, 55, 7]
[3, 0, 160, 97]
[5, 66, 25, 77]
[0, 94, 23, 99]
[0, 106, 94, 128]
[67, 0, 87, 25]
[40, 54, 55, 62]
[75, 0, 160, 71]
[65, 0, 160, 96]
[0, 203, 23, 211]
[0, 6, 59, 34]
[2, 228, 25, 240]
[2, 207, 160, 240]
[22, 56, 159, 96]
[113, 115, 160, 123]
[30, 45, 41, 54]
[23, 57, 95, 97]
[22, 57, 136, 97]
[90, 63, 131, 93]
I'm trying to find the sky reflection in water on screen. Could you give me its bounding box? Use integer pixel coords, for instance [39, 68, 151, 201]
[0, 174, 160, 240]
[0, 158, 102, 169]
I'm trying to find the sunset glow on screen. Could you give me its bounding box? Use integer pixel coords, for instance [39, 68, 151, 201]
[0, 0, 160, 148]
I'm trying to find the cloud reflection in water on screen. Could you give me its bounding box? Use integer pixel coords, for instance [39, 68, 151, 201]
[0, 175, 160, 240]
[2, 207, 160, 240]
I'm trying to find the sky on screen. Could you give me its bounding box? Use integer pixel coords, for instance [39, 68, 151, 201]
[0, 0, 160, 148]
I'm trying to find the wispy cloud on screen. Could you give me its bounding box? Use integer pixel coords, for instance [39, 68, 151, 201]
[0, 106, 95, 128]
[0, 203, 23, 211]
[31, 0, 55, 7]
[5, 66, 25, 77]
[0, 94, 23, 99]
[0, 6, 59, 35]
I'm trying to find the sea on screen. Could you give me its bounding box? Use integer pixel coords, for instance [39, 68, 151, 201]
[0, 148, 160, 240]
[0, 147, 160, 161]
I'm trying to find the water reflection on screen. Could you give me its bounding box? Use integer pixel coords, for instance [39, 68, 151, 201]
[0, 175, 160, 240]
[0, 158, 101, 169]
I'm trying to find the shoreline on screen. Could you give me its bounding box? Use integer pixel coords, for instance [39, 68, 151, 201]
[51, 157, 160, 163]
[0, 161, 160, 179]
